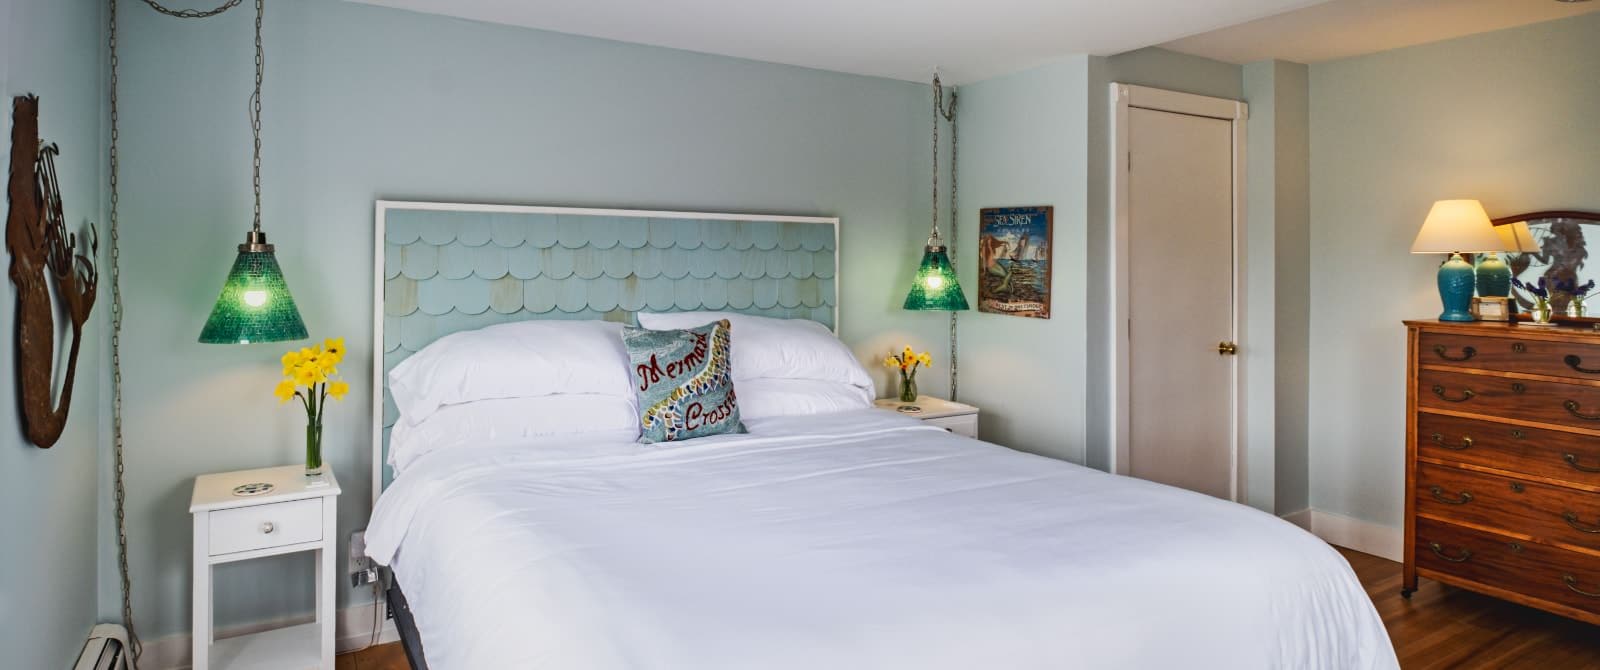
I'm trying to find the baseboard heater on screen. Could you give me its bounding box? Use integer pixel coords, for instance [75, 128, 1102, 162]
[75, 624, 130, 670]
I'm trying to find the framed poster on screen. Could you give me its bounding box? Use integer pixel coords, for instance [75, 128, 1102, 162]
[978, 206, 1052, 319]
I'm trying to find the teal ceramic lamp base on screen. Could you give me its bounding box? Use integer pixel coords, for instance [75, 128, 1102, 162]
[1437, 252, 1477, 322]
[1475, 252, 1512, 298]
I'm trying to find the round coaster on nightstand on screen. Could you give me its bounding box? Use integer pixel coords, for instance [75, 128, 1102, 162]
[232, 482, 275, 497]
[896, 405, 924, 414]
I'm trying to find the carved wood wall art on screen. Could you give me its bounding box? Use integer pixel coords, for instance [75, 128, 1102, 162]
[8, 95, 98, 448]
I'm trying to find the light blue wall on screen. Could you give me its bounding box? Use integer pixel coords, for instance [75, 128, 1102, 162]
[1, 0, 108, 667]
[955, 56, 1091, 462]
[1241, 59, 1311, 515]
[1308, 13, 1600, 527]
[956, 48, 1246, 467]
[114, 0, 936, 639]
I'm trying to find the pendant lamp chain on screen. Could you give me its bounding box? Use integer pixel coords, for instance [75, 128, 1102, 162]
[932, 73, 961, 398]
[108, 1, 257, 665]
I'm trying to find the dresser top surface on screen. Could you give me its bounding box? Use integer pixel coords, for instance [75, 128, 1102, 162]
[1406, 319, 1600, 341]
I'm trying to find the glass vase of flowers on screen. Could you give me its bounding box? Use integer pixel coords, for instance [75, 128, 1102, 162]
[884, 346, 932, 403]
[1515, 277, 1552, 324]
[275, 338, 350, 478]
[1557, 278, 1597, 318]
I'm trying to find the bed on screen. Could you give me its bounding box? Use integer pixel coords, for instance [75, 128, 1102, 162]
[367, 202, 1397, 669]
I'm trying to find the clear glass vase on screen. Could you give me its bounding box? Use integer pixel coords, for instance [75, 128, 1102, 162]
[1534, 297, 1553, 324]
[899, 374, 918, 403]
[305, 421, 324, 477]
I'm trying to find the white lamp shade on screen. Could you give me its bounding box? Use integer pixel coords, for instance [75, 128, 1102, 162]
[1410, 199, 1503, 254]
[1494, 221, 1540, 253]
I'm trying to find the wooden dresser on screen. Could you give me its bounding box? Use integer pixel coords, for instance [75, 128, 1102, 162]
[1405, 320, 1600, 624]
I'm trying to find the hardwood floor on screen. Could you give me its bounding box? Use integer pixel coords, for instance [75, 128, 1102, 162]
[335, 640, 408, 670]
[1336, 546, 1600, 669]
[336, 545, 1600, 669]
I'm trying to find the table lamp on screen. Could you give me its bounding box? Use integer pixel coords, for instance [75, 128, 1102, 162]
[1475, 221, 1540, 298]
[1411, 200, 1503, 322]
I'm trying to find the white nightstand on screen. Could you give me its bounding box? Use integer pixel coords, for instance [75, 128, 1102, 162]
[874, 395, 979, 438]
[190, 465, 341, 670]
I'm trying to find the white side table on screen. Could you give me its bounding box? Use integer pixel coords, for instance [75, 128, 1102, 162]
[874, 395, 980, 438]
[190, 465, 340, 670]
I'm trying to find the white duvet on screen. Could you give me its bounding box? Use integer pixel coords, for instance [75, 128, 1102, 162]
[366, 411, 1397, 670]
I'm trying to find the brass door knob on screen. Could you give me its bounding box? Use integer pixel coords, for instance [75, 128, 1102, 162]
[1217, 341, 1238, 356]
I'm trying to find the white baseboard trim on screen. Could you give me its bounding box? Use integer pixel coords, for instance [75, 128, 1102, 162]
[139, 599, 400, 670]
[1279, 508, 1312, 531]
[1281, 508, 1402, 562]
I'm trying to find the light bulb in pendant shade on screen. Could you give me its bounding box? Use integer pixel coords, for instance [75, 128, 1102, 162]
[924, 275, 944, 290]
[242, 289, 269, 307]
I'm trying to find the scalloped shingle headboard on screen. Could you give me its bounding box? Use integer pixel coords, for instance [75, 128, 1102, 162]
[372, 201, 839, 498]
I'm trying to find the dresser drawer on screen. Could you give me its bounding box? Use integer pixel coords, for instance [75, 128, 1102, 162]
[208, 498, 323, 556]
[1416, 517, 1600, 617]
[1420, 331, 1600, 381]
[1417, 412, 1600, 486]
[1416, 463, 1600, 552]
[1419, 368, 1600, 432]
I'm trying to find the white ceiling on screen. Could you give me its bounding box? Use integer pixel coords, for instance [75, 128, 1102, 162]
[1162, 0, 1600, 65]
[347, 0, 1327, 83]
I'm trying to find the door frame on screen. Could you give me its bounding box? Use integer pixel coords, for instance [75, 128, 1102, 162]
[1108, 83, 1248, 501]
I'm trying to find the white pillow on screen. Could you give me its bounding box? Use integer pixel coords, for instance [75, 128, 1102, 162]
[388, 395, 640, 473]
[635, 312, 873, 391]
[736, 378, 873, 420]
[388, 319, 632, 424]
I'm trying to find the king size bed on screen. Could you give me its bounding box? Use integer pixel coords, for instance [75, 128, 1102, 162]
[365, 201, 1396, 670]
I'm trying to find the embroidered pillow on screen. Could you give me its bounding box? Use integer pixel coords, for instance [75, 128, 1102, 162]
[623, 319, 746, 443]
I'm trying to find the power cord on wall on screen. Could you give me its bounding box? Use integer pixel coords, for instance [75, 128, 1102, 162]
[107, 0, 386, 665]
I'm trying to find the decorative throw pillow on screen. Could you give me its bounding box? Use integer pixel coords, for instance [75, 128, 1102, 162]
[622, 319, 746, 443]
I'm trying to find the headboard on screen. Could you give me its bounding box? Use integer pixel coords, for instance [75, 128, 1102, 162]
[371, 201, 839, 500]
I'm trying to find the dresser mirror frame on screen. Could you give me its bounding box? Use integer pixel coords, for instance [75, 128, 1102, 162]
[1492, 210, 1600, 318]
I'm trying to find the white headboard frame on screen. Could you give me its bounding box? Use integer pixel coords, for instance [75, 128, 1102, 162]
[371, 200, 841, 506]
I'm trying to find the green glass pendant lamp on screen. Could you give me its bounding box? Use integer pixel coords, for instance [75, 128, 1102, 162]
[904, 72, 969, 312]
[904, 233, 968, 310]
[197, 230, 308, 344]
[197, 0, 308, 344]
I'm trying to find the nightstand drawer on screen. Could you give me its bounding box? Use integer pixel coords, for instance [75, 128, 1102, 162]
[209, 498, 323, 556]
[925, 414, 978, 438]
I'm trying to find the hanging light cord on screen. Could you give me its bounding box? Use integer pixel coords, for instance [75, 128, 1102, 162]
[109, 2, 378, 667]
[932, 74, 960, 399]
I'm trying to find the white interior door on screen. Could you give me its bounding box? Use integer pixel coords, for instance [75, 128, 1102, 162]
[1123, 102, 1240, 500]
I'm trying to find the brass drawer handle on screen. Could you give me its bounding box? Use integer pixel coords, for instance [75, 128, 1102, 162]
[1564, 400, 1600, 420]
[1507, 542, 1525, 553]
[1510, 482, 1525, 493]
[1563, 512, 1600, 534]
[1433, 344, 1477, 362]
[1429, 542, 1473, 563]
[1431, 385, 1476, 402]
[1566, 355, 1600, 374]
[1512, 342, 1528, 354]
[1430, 433, 1473, 450]
[1511, 382, 1527, 395]
[1511, 429, 1526, 440]
[1565, 453, 1600, 473]
[1429, 486, 1474, 505]
[1565, 574, 1600, 598]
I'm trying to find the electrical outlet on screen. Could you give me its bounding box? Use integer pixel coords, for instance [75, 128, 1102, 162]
[349, 530, 369, 573]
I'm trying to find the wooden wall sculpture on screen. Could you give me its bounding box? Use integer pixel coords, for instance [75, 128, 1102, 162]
[7, 95, 98, 448]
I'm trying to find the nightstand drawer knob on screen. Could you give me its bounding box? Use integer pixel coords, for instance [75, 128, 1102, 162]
[260, 521, 275, 534]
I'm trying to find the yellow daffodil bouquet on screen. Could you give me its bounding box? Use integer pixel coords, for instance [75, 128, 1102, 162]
[275, 338, 350, 476]
[883, 346, 933, 402]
